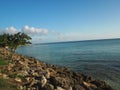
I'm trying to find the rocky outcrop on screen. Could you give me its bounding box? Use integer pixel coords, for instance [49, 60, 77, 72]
[0, 47, 115, 90]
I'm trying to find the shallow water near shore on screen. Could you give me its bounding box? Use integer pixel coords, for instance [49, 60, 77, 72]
[17, 39, 120, 90]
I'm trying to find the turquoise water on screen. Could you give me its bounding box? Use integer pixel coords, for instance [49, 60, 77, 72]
[17, 39, 120, 90]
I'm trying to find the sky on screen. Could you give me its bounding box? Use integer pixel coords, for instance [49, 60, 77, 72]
[0, 0, 120, 43]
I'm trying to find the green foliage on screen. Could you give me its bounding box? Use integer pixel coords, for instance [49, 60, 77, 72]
[0, 33, 10, 47]
[16, 75, 25, 80]
[0, 69, 7, 74]
[0, 58, 8, 65]
[9, 74, 25, 80]
[0, 78, 18, 90]
[9, 74, 17, 78]
[0, 32, 32, 52]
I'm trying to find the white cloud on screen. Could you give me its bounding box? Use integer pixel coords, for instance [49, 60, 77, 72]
[1, 26, 120, 43]
[3, 26, 19, 34]
[0, 27, 18, 34]
[22, 25, 48, 35]
[0, 26, 49, 43]
[0, 25, 48, 35]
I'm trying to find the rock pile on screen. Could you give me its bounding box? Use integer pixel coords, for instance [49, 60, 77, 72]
[0, 48, 114, 90]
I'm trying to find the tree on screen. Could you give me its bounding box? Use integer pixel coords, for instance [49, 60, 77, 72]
[9, 32, 32, 52]
[0, 32, 32, 52]
[0, 33, 10, 48]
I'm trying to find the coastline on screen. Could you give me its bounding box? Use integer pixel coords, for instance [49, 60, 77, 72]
[0, 47, 115, 90]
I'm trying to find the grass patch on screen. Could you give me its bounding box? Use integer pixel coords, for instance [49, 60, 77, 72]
[0, 58, 8, 65]
[0, 78, 18, 90]
[9, 74, 25, 80]
[9, 74, 17, 78]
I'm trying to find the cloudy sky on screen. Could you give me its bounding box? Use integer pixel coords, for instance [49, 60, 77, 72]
[0, 0, 120, 43]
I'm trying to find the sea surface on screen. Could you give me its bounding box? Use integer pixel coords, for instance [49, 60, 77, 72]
[17, 39, 120, 90]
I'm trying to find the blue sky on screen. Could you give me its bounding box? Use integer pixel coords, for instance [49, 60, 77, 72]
[0, 0, 120, 43]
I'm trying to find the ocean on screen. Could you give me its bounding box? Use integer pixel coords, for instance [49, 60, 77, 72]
[17, 39, 120, 90]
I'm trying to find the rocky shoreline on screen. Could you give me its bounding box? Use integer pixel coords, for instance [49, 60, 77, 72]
[0, 47, 115, 90]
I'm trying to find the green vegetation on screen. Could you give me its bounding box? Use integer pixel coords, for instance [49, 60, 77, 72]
[0, 32, 32, 52]
[0, 58, 8, 65]
[9, 74, 25, 80]
[8, 74, 17, 78]
[0, 32, 32, 90]
[0, 78, 18, 90]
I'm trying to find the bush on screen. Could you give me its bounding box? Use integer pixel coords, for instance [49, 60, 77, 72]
[0, 78, 18, 90]
[0, 58, 8, 65]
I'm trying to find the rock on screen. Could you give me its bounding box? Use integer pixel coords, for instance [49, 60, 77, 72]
[32, 72, 39, 77]
[49, 76, 70, 89]
[90, 80, 105, 87]
[48, 68, 56, 76]
[19, 60, 28, 67]
[68, 86, 73, 90]
[0, 48, 115, 90]
[44, 69, 50, 79]
[43, 83, 54, 90]
[83, 81, 97, 88]
[15, 78, 22, 83]
[2, 74, 9, 79]
[49, 76, 57, 87]
[18, 70, 29, 76]
[40, 75, 47, 87]
[27, 88, 31, 90]
[73, 85, 85, 90]
[90, 80, 114, 90]
[25, 77, 31, 82]
[19, 85, 23, 90]
[55, 86, 65, 90]
[29, 78, 38, 87]
[36, 60, 41, 66]
[8, 63, 14, 70]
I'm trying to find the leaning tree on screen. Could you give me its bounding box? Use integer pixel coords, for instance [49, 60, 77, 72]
[0, 32, 32, 52]
[0, 33, 10, 47]
[8, 32, 32, 52]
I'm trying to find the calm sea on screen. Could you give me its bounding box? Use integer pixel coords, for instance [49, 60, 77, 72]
[17, 39, 120, 90]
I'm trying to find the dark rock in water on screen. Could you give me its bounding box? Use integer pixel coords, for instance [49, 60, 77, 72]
[90, 80, 114, 90]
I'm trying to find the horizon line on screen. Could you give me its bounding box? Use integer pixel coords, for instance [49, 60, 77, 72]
[34, 37, 120, 45]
